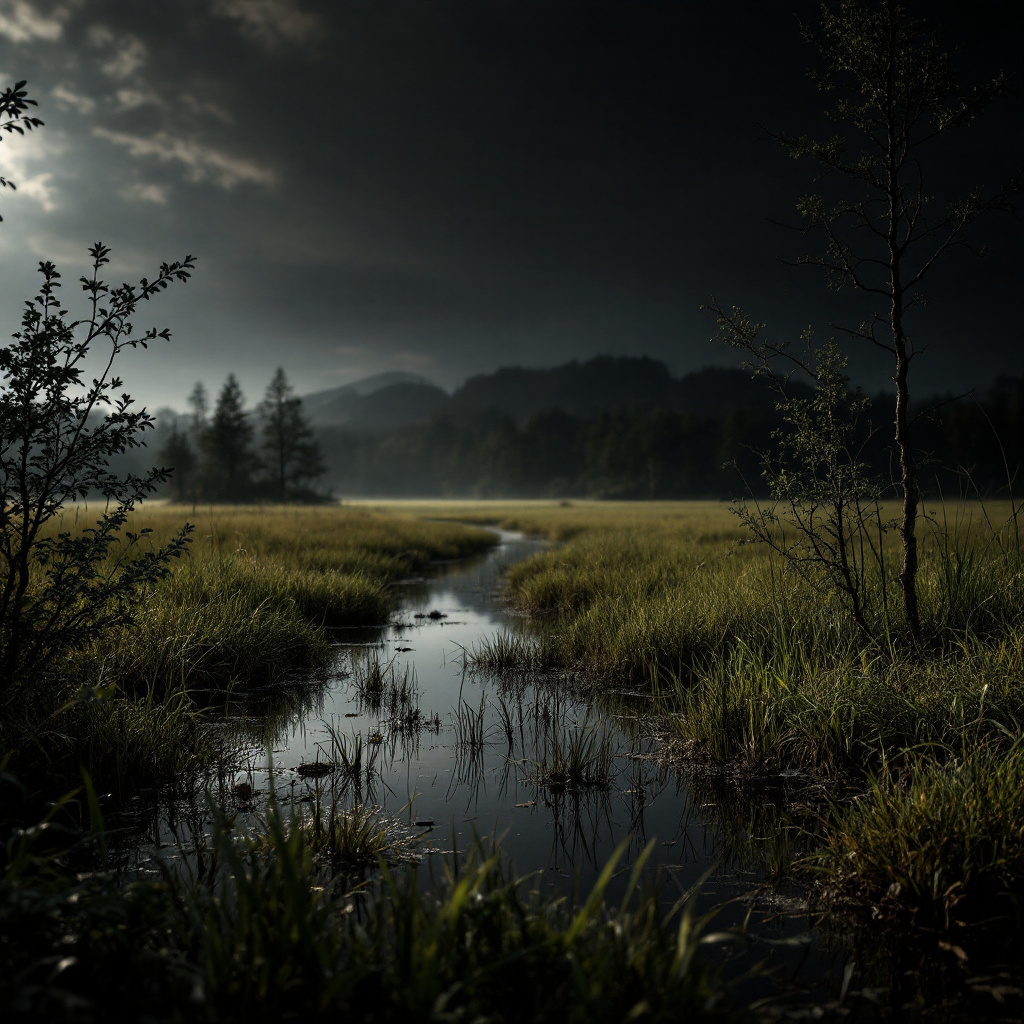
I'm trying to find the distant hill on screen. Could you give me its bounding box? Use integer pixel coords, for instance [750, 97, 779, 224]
[303, 356, 793, 433]
[451, 359, 796, 424]
[302, 372, 443, 427]
[449, 356, 679, 423]
[337, 381, 450, 432]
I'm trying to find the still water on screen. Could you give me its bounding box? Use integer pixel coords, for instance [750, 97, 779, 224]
[235, 530, 738, 897]
[121, 529, 1002, 1018]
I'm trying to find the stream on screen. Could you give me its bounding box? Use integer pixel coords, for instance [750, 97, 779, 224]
[126, 528, 963, 1019]
[238, 529, 859, 1013]
[251, 529, 730, 891]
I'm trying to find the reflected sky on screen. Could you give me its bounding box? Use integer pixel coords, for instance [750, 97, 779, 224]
[234, 530, 723, 899]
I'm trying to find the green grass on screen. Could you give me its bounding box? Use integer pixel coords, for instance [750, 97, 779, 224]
[3, 504, 496, 800]
[278, 797, 412, 872]
[471, 631, 546, 673]
[74, 505, 496, 698]
[536, 716, 615, 790]
[1, 794, 742, 1022]
[815, 742, 1024, 926]
[311, 722, 384, 799]
[379, 499, 1024, 928]
[6, 493, 1024, 1010]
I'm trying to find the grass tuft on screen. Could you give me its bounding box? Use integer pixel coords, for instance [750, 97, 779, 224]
[814, 741, 1024, 925]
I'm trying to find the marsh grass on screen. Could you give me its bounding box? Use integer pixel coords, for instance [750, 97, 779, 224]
[74, 506, 496, 698]
[451, 694, 490, 752]
[287, 796, 412, 872]
[372, 499, 1024, 929]
[350, 650, 390, 709]
[495, 692, 521, 753]
[2, 783, 741, 1022]
[471, 630, 546, 674]
[4, 505, 495, 802]
[349, 650, 418, 713]
[313, 723, 383, 799]
[166, 825, 739, 1023]
[814, 741, 1024, 926]
[535, 714, 616, 791]
[0, 683, 227, 799]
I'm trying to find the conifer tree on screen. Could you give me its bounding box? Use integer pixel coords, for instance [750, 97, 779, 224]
[201, 374, 254, 501]
[158, 423, 197, 506]
[257, 368, 324, 501]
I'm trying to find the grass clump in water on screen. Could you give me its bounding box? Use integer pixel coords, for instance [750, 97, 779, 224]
[536, 717, 615, 791]
[282, 797, 411, 872]
[814, 741, 1024, 927]
[471, 631, 546, 674]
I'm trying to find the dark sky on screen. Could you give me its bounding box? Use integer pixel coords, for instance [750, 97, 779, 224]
[1, 0, 1021, 411]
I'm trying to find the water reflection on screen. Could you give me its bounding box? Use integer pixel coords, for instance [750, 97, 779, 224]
[106, 528, 1019, 1018]
[173, 531, 714, 899]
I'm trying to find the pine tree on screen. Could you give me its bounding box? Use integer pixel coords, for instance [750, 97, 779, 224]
[187, 381, 208, 435]
[201, 374, 254, 501]
[257, 368, 324, 501]
[158, 423, 197, 506]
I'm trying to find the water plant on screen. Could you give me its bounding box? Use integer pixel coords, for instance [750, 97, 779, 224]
[290, 796, 412, 872]
[471, 630, 547, 674]
[536, 716, 615, 791]
[316, 722, 383, 800]
[451, 693, 490, 752]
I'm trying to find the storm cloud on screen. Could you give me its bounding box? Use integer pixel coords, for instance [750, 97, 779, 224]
[1, 0, 1020, 410]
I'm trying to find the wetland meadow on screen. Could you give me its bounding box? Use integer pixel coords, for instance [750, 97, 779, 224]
[2, 498, 1022, 1021]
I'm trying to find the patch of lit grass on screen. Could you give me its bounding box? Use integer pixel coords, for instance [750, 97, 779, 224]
[814, 742, 1024, 926]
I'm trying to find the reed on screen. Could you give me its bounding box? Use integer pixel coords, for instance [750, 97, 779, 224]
[451, 694, 489, 752]
[535, 715, 615, 791]
[1, 791, 741, 1021]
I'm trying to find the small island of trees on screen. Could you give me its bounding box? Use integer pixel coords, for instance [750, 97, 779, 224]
[158, 368, 327, 504]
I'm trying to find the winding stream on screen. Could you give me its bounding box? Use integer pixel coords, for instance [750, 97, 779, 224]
[132, 529, 908, 1016]
[244, 529, 728, 892]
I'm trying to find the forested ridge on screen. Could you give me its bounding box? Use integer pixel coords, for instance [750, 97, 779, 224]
[317, 380, 1022, 499]
[138, 358, 1021, 501]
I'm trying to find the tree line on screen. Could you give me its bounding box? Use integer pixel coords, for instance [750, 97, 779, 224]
[315, 375, 1022, 500]
[158, 369, 326, 503]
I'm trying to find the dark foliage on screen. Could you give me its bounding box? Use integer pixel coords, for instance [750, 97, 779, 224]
[0, 245, 194, 697]
[0, 80, 44, 221]
[312, 373, 1021, 500]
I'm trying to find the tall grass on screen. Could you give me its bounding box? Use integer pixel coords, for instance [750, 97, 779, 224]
[283, 795, 412, 872]
[414, 499, 1024, 927]
[815, 742, 1024, 925]
[4, 505, 496, 801]
[536, 716, 615, 790]
[72, 505, 496, 698]
[471, 631, 545, 673]
[2, 791, 741, 1021]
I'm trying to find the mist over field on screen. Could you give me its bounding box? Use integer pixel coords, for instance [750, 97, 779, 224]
[134, 357, 1022, 502]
